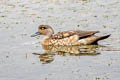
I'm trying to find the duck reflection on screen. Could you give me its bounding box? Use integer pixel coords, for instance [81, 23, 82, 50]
[33, 45, 100, 64]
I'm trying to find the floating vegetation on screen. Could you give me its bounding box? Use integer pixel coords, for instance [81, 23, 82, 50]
[104, 14, 109, 18]
[1, 15, 6, 17]
[96, 77, 100, 80]
[37, 16, 41, 18]
[31, 13, 37, 16]
[103, 25, 107, 28]
[73, 9, 77, 12]
[21, 9, 27, 12]
[94, 15, 97, 17]
[5, 26, 9, 29]
[77, 24, 80, 27]
[82, 0, 88, 1]
[48, 8, 53, 10]
[15, 22, 19, 24]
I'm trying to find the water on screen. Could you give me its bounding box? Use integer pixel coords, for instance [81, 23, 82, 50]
[0, 0, 120, 80]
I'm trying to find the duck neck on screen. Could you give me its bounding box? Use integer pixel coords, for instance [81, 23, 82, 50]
[42, 35, 52, 45]
[43, 33, 53, 41]
[43, 35, 51, 39]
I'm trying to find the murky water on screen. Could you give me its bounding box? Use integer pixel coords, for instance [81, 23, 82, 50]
[0, 0, 120, 80]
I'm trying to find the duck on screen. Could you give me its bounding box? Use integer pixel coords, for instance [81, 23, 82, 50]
[31, 25, 110, 45]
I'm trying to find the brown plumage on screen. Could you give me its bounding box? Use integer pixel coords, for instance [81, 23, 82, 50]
[52, 30, 99, 39]
[31, 25, 111, 45]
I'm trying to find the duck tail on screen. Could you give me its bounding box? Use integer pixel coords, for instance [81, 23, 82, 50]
[97, 34, 111, 41]
[92, 34, 111, 44]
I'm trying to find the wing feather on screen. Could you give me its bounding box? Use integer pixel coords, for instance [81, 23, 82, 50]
[51, 30, 99, 39]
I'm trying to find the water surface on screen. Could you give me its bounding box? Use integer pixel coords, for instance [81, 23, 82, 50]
[0, 0, 120, 80]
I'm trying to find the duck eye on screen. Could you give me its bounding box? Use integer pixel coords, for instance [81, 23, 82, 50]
[41, 27, 45, 30]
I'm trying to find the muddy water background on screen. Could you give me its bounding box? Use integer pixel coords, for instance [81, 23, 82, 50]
[0, 0, 120, 80]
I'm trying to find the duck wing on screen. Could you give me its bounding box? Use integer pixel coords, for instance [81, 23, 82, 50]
[52, 30, 99, 39]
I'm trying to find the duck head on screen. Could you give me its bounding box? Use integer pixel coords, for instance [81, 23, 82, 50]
[31, 25, 54, 37]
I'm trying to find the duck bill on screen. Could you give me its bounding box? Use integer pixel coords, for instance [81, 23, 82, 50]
[31, 32, 40, 37]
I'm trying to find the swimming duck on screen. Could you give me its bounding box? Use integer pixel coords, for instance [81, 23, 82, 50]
[31, 25, 110, 45]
